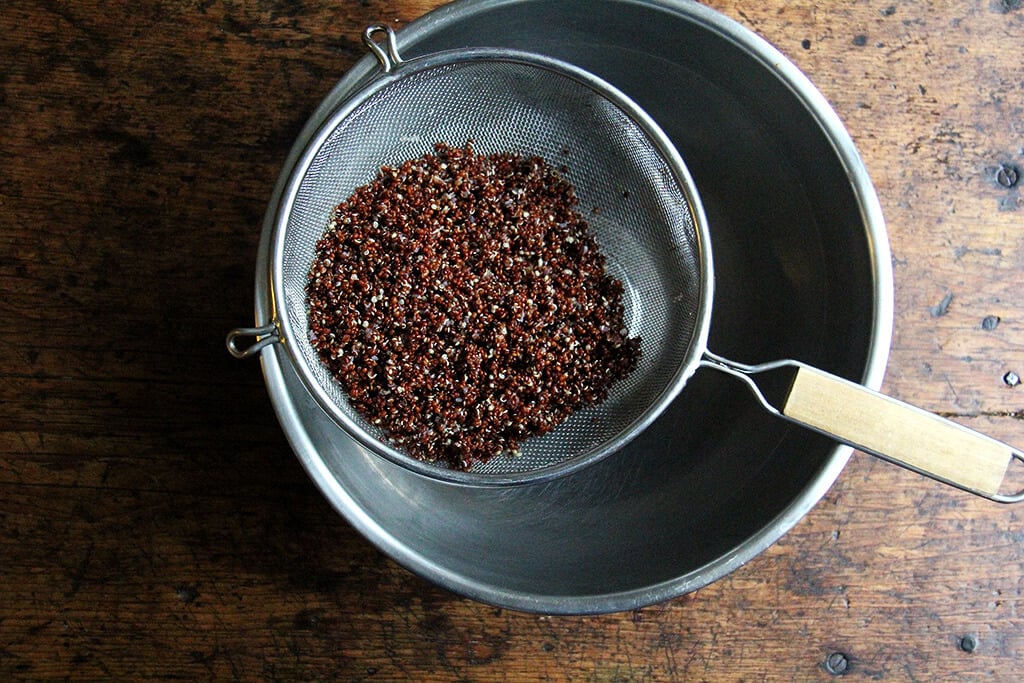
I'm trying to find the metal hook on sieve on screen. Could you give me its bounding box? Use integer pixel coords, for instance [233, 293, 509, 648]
[362, 24, 404, 73]
[226, 323, 280, 359]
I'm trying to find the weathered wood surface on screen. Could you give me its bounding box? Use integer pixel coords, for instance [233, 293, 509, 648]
[2, 0, 1023, 680]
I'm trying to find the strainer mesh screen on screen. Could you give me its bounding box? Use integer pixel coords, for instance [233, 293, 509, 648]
[277, 58, 703, 476]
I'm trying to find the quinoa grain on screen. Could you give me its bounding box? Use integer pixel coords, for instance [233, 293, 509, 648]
[307, 142, 640, 470]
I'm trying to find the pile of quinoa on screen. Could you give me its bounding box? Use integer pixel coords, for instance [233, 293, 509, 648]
[306, 142, 640, 470]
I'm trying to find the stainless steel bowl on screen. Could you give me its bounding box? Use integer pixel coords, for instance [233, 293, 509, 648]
[250, 0, 893, 614]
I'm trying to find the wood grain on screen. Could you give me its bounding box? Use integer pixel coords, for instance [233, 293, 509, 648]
[2, 0, 1024, 680]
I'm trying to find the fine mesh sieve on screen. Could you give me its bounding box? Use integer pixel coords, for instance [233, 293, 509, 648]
[233, 25, 712, 485]
[229, 25, 1024, 501]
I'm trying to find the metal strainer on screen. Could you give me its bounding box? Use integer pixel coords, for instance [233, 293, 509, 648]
[228, 25, 711, 485]
[230, 25, 1024, 500]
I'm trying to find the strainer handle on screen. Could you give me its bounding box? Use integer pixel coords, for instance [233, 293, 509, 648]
[362, 25, 404, 73]
[226, 323, 280, 359]
[783, 365, 1024, 502]
[702, 354, 1024, 503]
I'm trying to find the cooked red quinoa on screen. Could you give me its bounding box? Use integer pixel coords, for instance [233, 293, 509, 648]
[306, 142, 640, 470]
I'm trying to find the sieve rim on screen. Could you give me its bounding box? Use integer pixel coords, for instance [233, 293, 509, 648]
[268, 42, 715, 487]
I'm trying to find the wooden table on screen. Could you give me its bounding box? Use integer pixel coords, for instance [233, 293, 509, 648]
[3, 1, 1023, 679]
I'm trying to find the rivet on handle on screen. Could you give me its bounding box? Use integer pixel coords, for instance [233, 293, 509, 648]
[226, 323, 280, 359]
[363, 24, 403, 73]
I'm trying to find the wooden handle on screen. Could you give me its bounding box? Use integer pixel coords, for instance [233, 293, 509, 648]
[783, 366, 1013, 497]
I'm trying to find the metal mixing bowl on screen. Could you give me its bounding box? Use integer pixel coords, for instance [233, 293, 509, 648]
[250, 0, 893, 614]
